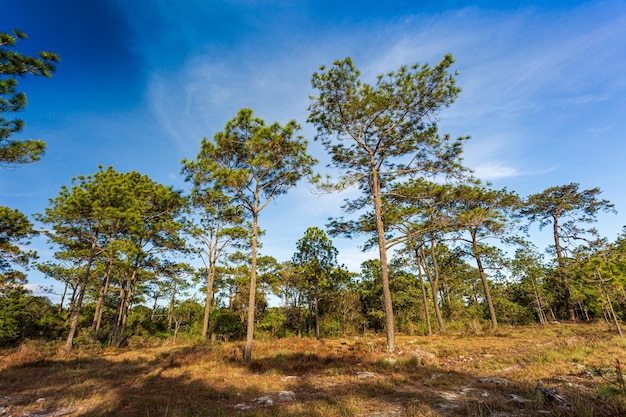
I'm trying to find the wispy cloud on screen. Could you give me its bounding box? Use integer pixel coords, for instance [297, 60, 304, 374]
[473, 162, 521, 180]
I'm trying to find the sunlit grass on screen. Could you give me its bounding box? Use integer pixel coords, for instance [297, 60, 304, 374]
[0, 322, 625, 416]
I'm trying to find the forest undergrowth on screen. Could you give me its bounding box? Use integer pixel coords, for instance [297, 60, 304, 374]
[1, 322, 625, 417]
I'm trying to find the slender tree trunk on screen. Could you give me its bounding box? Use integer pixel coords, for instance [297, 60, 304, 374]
[415, 247, 432, 336]
[314, 286, 320, 339]
[58, 281, 68, 314]
[244, 210, 259, 363]
[470, 231, 498, 330]
[440, 275, 452, 315]
[117, 278, 135, 345]
[549, 308, 557, 322]
[552, 215, 575, 321]
[65, 285, 77, 326]
[297, 293, 302, 338]
[63, 236, 98, 354]
[370, 164, 395, 353]
[599, 273, 623, 337]
[202, 262, 216, 339]
[420, 245, 444, 332]
[110, 274, 127, 344]
[168, 281, 177, 328]
[151, 290, 160, 321]
[530, 279, 546, 325]
[110, 267, 138, 346]
[91, 256, 112, 339]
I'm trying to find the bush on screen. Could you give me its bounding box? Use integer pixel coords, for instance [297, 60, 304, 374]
[210, 308, 243, 341]
[493, 298, 535, 325]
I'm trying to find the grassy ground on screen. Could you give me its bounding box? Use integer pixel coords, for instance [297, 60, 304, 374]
[1, 322, 625, 416]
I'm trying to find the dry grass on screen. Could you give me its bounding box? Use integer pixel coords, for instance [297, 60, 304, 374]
[1, 322, 625, 416]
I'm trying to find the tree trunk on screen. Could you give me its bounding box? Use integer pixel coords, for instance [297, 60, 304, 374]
[202, 262, 216, 339]
[117, 279, 134, 346]
[168, 281, 177, 328]
[151, 290, 160, 321]
[62, 236, 98, 354]
[109, 274, 127, 345]
[65, 284, 77, 326]
[58, 281, 68, 314]
[91, 256, 112, 339]
[370, 164, 395, 353]
[415, 247, 432, 336]
[314, 286, 320, 339]
[471, 231, 498, 330]
[110, 266, 138, 347]
[599, 273, 623, 337]
[530, 279, 547, 325]
[420, 245, 444, 332]
[552, 215, 575, 321]
[244, 210, 259, 363]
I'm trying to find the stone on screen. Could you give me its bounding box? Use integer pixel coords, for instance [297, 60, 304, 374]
[509, 394, 532, 403]
[535, 381, 570, 406]
[254, 395, 274, 406]
[277, 391, 296, 402]
[412, 349, 435, 359]
[478, 377, 509, 385]
[356, 371, 377, 379]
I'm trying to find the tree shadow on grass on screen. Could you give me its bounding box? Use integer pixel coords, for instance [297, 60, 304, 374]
[0, 343, 624, 416]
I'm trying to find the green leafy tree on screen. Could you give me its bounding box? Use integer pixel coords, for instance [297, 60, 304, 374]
[38, 167, 186, 352]
[292, 227, 339, 339]
[37, 169, 116, 352]
[308, 55, 467, 352]
[510, 244, 552, 324]
[384, 178, 462, 332]
[181, 166, 248, 339]
[1, 29, 59, 166]
[445, 185, 520, 329]
[187, 108, 315, 362]
[1, 206, 37, 286]
[0, 286, 63, 346]
[522, 183, 616, 320]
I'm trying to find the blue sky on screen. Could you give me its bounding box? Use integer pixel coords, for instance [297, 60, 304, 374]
[3, 1, 626, 299]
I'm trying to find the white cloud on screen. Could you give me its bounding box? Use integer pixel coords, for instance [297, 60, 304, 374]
[472, 162, 520, 180]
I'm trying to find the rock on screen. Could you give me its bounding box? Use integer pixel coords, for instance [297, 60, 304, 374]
[357, 371, 377, 379]
[412, 349, 435, 359]
[482, 354, 495, 358]
[478, 377, 509, 385]
[535, 381, 570, 407]
[254, 395, 274, 406]
[0, 406, 8, 415]
[277, 391, 296, 402]
[437, 391, 464, 401]
[509, 393, 532, 403]
[36, 398, 46, 403]
[233, 403, 251, 411]
[436, 402, 461, 410]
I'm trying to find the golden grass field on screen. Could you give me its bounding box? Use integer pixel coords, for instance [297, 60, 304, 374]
[1, 322, 625, 416]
